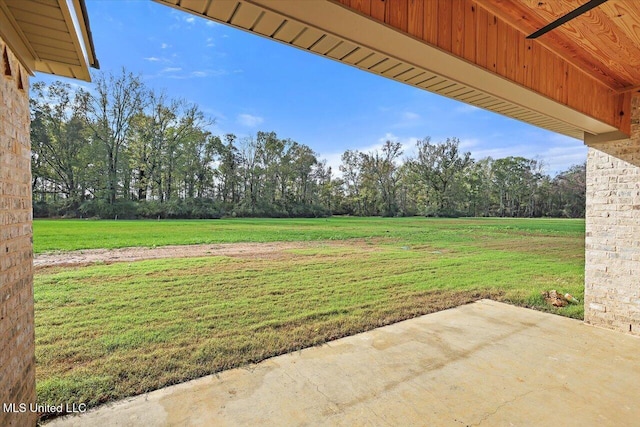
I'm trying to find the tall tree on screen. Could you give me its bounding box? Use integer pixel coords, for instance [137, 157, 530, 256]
[86, 69, 147, 203]
[213, 134, 241, 206]
[290, 142, 317, 206]
[370, 140, 403, 217]
[256, 131, 282, 205]
[491, 156, 543, 217]
[127, 92, 212, 201]
[339, 149, 363, 215]
[29, 80, 589, 219]
[409, 137, 472, 216]
[466, 157, 494, 216]
[238, 134, 262, 215]
[550, 163, 586, 217]
[179, 130, 217, 199]
[30, 81, 91, 207]
[162, 103, 211, 201]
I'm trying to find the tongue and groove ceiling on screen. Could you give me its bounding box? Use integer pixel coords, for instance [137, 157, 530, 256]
[478, 0, 640, 92]
[155, 0, 640, 142]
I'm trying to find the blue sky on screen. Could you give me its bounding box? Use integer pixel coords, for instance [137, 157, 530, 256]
[34, 0, 587, 175]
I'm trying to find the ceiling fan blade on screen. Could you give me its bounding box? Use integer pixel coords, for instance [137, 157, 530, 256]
[526, 0, 608, 39]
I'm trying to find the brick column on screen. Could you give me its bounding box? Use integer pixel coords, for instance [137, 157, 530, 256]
[584, 95, 640, 335]
[0, 37, 37, 426]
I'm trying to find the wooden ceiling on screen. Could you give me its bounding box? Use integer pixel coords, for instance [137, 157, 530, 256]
[476, 0, 640, 93]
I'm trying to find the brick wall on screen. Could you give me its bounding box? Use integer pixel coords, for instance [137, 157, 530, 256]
[585, 95, 640, 336]
[0, 36, 37, 426]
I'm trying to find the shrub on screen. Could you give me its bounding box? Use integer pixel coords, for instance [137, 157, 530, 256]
[79, 199, 137, 219]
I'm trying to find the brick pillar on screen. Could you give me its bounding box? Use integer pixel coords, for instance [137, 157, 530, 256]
[584, 95, 640, 335]
[0, 36, 37, 426]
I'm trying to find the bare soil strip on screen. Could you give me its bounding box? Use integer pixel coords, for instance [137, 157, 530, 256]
[33, 241, 375, 269]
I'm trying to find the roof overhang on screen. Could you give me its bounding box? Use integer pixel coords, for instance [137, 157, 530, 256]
[155, 0, 623, 141]
[0, 0, 99, 81]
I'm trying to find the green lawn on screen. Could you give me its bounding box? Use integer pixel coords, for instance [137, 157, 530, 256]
[33, 216, 583, 253]
[34, 217, 585, 411]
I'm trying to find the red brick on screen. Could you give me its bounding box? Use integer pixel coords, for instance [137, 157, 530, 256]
[0, 36, 36, 426]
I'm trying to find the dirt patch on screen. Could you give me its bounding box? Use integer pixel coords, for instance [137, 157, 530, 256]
[33, 240, 382, 270]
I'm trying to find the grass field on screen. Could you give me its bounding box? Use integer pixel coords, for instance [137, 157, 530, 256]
[34, 217, 585, 411]
[33, 217, 583, 253]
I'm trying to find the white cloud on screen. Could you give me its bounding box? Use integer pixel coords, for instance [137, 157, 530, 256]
[543, 144, 587, 174]
[206, 37, 215, 47]
[377, 132, 420, 151]
[468, 146, 514, 160]
[465, 136, 586, 175]
[390, 111, 424, 129]
[144, 56, 161, 62]
[321, 151, 345, 177]
[67, 81, 92, 92]
[237, 114, 264, 127]
[185, 16, 195, 23]
[458, 138, 480, 150]
[455, 104, 481, 114]
[190, 69, 229, 78]
[200, 107, 227, 122]
[319, 133, 419, 178]
[402, 112, 420, 121]
[157, 69, 229, 79]
[161, 43, 170, 49]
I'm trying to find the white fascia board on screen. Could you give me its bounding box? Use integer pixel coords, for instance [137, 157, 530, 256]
[248, 0, 619, 136]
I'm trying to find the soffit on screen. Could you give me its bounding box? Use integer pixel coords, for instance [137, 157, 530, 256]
[0, 0, 98, 81]
[155, 0, 621, 139]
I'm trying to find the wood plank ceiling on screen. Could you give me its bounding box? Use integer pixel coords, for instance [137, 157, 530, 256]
[477, 0, 640, 93]
[337, 0, 637, 136]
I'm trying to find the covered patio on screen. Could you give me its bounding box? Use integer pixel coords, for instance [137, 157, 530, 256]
[46, 300, 640, 426]
[1, 1, 640, 425]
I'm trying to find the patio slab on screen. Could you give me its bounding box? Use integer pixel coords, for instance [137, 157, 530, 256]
[46, 299, 640, 426]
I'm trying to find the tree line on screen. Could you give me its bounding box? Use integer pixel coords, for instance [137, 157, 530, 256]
[31, 70, 586, 219]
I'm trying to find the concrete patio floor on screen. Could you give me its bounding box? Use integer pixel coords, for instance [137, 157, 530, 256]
[46, 299, 640, 426]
